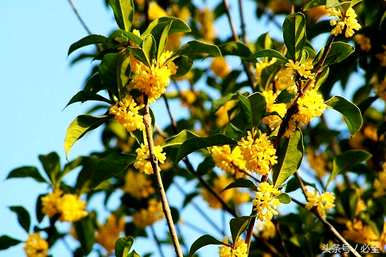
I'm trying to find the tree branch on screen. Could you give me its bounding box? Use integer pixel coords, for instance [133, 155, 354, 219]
[66, 0, 92, 35]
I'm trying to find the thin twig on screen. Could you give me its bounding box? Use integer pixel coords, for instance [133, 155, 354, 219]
[150, 225, 166, 257]
[143, 96, 184, 257]
[66, 0, 92, 35]
[237, 0, 247, 43]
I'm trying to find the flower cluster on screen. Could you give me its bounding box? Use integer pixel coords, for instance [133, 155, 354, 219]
[124, 170, 155, 199]
[95, 214, 125, 253]
[219, 239, 248, 257]
[216, 100, 237, 127]
[253, 182, 281, 221]
[261, 90, 287, 130]
[132, 199, 164, 228]
[134, 144, 166, 175]
[238, 130, 277, 175]
[42, 190, 87, 222]
[211, 57, 230, 78]
[109, 95, 144, 132]
[24, 233, 49, 257]
[255, 59, 275, 85]
[306, 148, 328, 178]
[342, 220, 381, 246]
[210, 145, 246, 177]
[130, 51, 177, 102]
[305, 190, 335, 218]
[373, 163, 386, 198]
[286, 60, 314, 80]
[328, 7, 361, 38]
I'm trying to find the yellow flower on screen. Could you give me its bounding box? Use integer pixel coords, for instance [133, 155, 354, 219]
[57, 194, 88, 222]
[256, 60, 275, 86]
[354, 34, 371, 52]
[261, 220, 276, 239]
[148, 1, 167, 20]
[210, 145, 246, 177]
[109, 95, 144, 132]
[274, 68, 295, 91]
[216, 100, 237, 127]
[306, 148, 328, 178]
[211, 57, 230, 78]
[219, 239, 248, 257]
[197, 8, 216, 42]
[261, 90, 287, 129]
[134, 144, 166, 175]
[253, 182, 281, 221]
[130, 51, 176, 102]
[305, 190, 335, 218]
[96, 214, 125, 253]
[297, 89, 326, 122]
[233, 190, 251, 205]
[180, 90, 197, 106]
[328, 7, 361, 38]
[170, 4, 191, 22]
[132, 199, 164, 228]
[286, 60, 314, 80]
[24, 233, 49, 257]
[41, 189, 62, 217]
[374, 163, 386, 198]
[123, 170, 155, 198]
[342, 220, 380, 246]
[238, 130, 277, 175]
[376, 45, 386, 67]
[201, 175, 234, 209]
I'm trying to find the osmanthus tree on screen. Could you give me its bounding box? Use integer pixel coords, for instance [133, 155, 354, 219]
[1, 0, 385, 256]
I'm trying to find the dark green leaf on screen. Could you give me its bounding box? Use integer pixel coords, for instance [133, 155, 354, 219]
[108, 0, 135, 31]
[74, 216, 95, 254]
[230, 216, 252, 242]
[188, 235, 223, 257]
[68, 34, 107, 55]
[220, 42, 252, 57]
[173, 55, 193, 77]
[38, 152, 61, 185]
[327, 150, 372, 187]
[283, 13, 307, 60]
[115, 237, 134, 257]
[254, 49, 287, 62]
[177, 40, 221, 59]
[273, 130, 304, 187]
[65, 90, 112, 108]
[324, 42, 354, 66]
[223, 178, 257, 191]
[248, 92, 266, 126]
[325, 96, 363, 134]
[143, 17, 191, 38]
[0, 235, 21, 250]
[7, 166, 46, 183]
[64, 115, 109, 157]
[9, 206, 30, 233]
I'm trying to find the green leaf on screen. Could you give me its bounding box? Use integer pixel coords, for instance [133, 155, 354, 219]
[273, 130, 304, 187]
[9, 206, 30, 233]
[68, 34, 107, 55]
[173, 55, 193, 77]
[283, 13, 307, 60]
[188, 235, 223, 257]
[223, 178, 257, 191]
[143, 16, 190, 38]
[175, 134, 235, 162]
[324, 42, 354, 66]
[7, 166, 46, 183]
[157, 22, 172, 61]
[220, 41, 252, 57]
[327, 150, 372, 187]
[177, 40, 221, 59]
[0, 235, 21, 250]
[238, 94, 253, 128]
[38, 152, 61, 185]
[74, 216, 95, 254]
[277, 193, 291, 204]
[110, 29, 142, 45]
[64, 115, 109, 157]
[230, 216, 252, 242]
[248, 92, 266, 126]
[65, 90, 112, 107]
[142, 34, 156, 65]
[115, 237, 134, 257]
[254, 49, 287, 62]
[325, 96, 363, 134]
[108, 0, 135, 31]
[163, 130, 199, 148]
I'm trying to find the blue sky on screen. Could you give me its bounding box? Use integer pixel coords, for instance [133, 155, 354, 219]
[0, 1, 368, 257]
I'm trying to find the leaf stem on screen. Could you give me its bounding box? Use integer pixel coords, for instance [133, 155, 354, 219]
[143, 96, 184, 257]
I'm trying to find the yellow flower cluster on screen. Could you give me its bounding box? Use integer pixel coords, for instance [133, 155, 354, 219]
[132, 199, 164, 228]
[354, 34, 371, 52]
[134, 144, 166, 175]
[219, 239, 248, 257]
[274, 67, 295, 91]
[123, 170, 155, 198]
[253, 182, 281, 221]
[148, 2, 167, 20]
[342, 220, 380, 247]
[216, 100, 237, 127]
[211, 57, 230, 78]
[42, 190, 88, 222]
[261, 90, 287, 129]
[180, 90, 197, 107]
[256, 60, 275, 85]
[286, 60, 314, 80]
[109, 95, 144, 132]
[130, 51, 177, 102]
[374, 163, 386, 197]
[260, 220, 276, 239]
[305, 190, 335, 218]
[24, 233, 49, 257]
[197, 8, 216, 42]
[96, 214, 125, 253]
[238, 130, 277, 175]
[210, 145, 246, 177]
[306, 148, 328, 178]
[328, 7, 361, 38]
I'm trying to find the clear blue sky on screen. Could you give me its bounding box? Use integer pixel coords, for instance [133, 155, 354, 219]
[0, 1, 365, 257]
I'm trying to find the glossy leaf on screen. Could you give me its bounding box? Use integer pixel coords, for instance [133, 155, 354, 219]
[254, 49, 287, 62]
[115, 237, 134, 257]
[325, 96, 363, 134]
[177, 40, 221, 59]
[220, 41, 252, 57]
[230, 216, 252, 242]
[108, 0, 135, 31]
[273, 130, 304, 187]
[188, 235, 223, 257]
[68, 34, 107, 55]
[143, 16, 190, 38]
[65, 90, 111, 107]
[74, 216, 95, 255]
[0, 235, 21, 250]
[9, 206, 30, 233]
[277, 193, 291, 204]
[38, 152, 61, 185]
[283, 13, 307, 60]
[6, 166, 46, 183]
[324, 42, 354, 66]
[223, 178, 257, 191]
